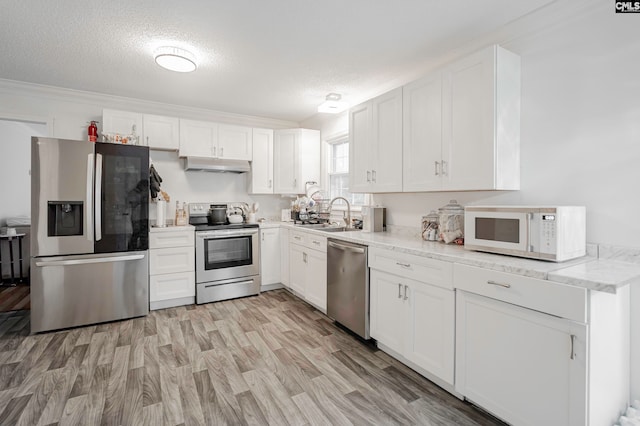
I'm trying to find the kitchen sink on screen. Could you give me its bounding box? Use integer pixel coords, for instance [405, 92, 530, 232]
[295, 224, 360, 233]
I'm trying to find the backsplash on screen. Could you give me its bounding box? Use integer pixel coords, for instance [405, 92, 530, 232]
[597, 244, 640, 264]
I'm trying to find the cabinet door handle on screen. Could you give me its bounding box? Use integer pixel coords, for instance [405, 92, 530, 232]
[367, 171, 371, 182]
[487, 280, 511, 288]
[434, 161, 440, 176]
[213, 146, 217, 156]
[294, 178, 297, 188]
[398, 283, 402, 299]
[396, 262, 411, 268]
[220, 147, 224, 157]
[372, 170, 377, 183]
[441, 160, 447, 176]
[403, 285, 409, 301]
[303, 252, 307, 263]
[268, 179, 272, 188]
[262, 233, 264, 241]
[570, 334, 576, 360]
[146, 136, 149, 145]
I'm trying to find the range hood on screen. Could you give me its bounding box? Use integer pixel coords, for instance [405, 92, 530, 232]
[184, 157, 250, 173]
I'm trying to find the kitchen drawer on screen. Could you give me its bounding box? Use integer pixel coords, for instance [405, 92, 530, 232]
[150, 271, 195, 302]
[305, 234, 327, 252]
[369, 247, 453, 290]
[149, 246, 195, 275]
[453, 264, 587, 323]
[289, 229, 327, 252]
[149, 228, 194, 249]
[289, 230, 307, 246]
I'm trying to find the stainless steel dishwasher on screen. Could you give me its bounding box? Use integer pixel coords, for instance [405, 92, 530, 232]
[327, 238, 370, 339]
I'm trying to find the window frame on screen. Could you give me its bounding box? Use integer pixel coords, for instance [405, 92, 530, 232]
[323, 132, 368, 212]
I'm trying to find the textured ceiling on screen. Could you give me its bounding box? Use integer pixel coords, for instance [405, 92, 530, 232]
[0, 0, 556, 122]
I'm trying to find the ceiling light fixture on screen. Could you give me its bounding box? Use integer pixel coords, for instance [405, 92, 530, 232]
[317, 93, 348, 114]
[154, 46, 197, 73]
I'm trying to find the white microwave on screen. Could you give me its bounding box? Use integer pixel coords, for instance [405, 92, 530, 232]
[464, 206, 586, 262]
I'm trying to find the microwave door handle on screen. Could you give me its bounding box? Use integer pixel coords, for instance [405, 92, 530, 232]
[526, 212, 533, 252]
[95, 153, 103, 241]
[86, 153, 94, 242]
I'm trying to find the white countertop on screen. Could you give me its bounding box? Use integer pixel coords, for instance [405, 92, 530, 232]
[267, 222, 640, 294]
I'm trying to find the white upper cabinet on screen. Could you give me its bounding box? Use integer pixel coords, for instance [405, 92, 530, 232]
[102, 109, 143, 143]
[178, 120, 254, 161]
[143, 114, 180, 150]
[403, 45, 521, 192]
[179, 119, 218, 157]
[402, 72, 443, 192]
[218, 124, 253, 161]
[349, 87, 403, 193]
[348, 101, 372, 193]
[103, 110, 178, 150]
[273, 129, 320, 194]
[250, 128, 274, 194]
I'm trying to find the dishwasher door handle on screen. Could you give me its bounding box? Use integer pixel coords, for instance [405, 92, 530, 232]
[327, 241, 366, 254]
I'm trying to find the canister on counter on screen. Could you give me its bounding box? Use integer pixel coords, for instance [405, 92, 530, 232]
[421, 210, 439, 241]
[438, 200, 464, 243]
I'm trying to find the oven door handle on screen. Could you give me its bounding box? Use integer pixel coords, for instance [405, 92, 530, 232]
[196, 229, 258, 238]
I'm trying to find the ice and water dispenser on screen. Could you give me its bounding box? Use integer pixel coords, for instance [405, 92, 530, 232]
[47, 201, 83, 236]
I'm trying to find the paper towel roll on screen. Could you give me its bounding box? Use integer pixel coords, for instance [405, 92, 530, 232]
[156, 200, 166, 227]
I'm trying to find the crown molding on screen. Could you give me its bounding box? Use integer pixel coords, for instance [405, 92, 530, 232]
[0, 78, 299, 129]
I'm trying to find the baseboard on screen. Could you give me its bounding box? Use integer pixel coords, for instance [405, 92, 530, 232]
[150, 296, 195, 310]
[261, 283, 284, 292]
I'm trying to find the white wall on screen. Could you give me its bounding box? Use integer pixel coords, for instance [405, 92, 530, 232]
[302, 4, 640, 400]
[0, 119, 47, 224]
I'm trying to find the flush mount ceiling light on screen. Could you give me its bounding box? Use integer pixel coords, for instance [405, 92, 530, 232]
[318, 93, 348, 114]
[154, 46, 197, 73]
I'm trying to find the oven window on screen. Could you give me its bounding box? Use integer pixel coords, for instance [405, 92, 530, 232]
[204, 236, 252, 270]
[475, 218, 520, 243]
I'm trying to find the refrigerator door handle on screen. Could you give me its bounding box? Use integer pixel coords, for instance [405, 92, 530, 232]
[95, 153, 103, 241]
[35, 254, 145, 267]
[86, 153, 94, 242]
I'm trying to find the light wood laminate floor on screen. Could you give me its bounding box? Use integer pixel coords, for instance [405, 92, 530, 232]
[0, 289, 505, 425]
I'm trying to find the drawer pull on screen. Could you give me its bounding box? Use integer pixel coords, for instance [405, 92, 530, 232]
[398, 283, 402, 299]
[487, 280, 511, 288]
[312, 240, 321, 245]
[294, 236, 302, 240]
[396, 262, 411, 268]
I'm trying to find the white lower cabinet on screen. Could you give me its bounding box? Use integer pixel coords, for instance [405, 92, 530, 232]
[304, 247, 327, 311]
[454, 263, 630, 426]
[369, 247, 455, 386]
[289, 243, 306, 295]
[280, 228, 290, 288]
[369, 270, 409, 354]
[288, 230, 327, 312]
[260, 227, 281, 288]
[456, 290, 587, 426]
[149, 226, 195, 310]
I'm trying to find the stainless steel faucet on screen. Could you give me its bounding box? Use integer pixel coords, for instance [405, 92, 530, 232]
[329, 197, 351, 229]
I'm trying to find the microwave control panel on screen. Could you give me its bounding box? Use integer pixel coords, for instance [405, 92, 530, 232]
[538, 213, 557, 254]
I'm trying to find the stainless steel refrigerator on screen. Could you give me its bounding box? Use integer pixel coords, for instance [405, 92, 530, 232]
[30, 137, 150, 333]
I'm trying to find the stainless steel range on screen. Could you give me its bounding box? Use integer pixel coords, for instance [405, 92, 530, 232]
[189, 202, 260, 304]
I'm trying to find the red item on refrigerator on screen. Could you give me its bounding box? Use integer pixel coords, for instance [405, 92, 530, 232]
[88, 121, 98, 142]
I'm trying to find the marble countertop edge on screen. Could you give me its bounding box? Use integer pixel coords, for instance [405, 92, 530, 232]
[273, 222, 640, 293]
